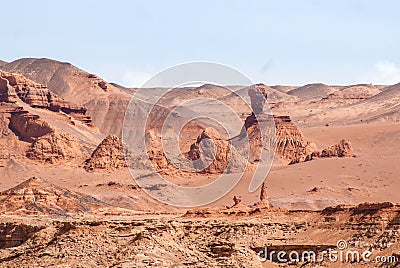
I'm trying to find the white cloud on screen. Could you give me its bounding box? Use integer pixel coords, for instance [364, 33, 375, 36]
[362, 61, 400, 85]
[121, 71, 153, 87]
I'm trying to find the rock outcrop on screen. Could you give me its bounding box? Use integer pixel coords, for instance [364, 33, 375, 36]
[319, 139, 354, 158]
[145, 129, 170, 170]
[274, 115, 315, 163]
[254, 182, 271, 208]
[242, 113, 270, 162]
[244, 84, 315, 164]
[0, 71, 93, 126]
[1, 202, 400, 267]
[9, 112, 54, 142]
[1, 105, 93, 163]
[0, 88, 90, 164]
[98, 81, 108, 91]
[240, 84, 356, 166]
[247, 83, 296, 105]
[26, 131, 83, 163]
[0, 177, 106, 215]
[232, 196, 242, 207]
[290, 139, 355, 164]
[84, 134, 127, 171]
[244, 84, 355, 165]
[1, 58, 129, 135]
[244, 113, 314, 164]
[0, 76, 18, 103]
[187, 127, 246, 174]
[0, 71, 100, 164]
[248, 84, 268, 114]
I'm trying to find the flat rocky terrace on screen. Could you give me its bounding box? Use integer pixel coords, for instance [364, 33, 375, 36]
[0, 204, 399, 267]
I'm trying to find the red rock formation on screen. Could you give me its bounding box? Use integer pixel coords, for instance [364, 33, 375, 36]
[232, 196, 242, 207]
[145, 129, 171, 170]
[274, 115, 314, 163]
[0, 76, 18, 103]
[9, 112, 54, 142]
[0, 71, 106, 165]
[243, 113, 267, 162]
[254, 182, 271, 208]
[320, 139, 354, 158]
[0, 71, 93, 126]
[244, 85, 354, 165]
[1, 58, 128, 135]
[0, 177, 106, 215]
[248, 84, 268, 114]
[245, 114, 314, 164]
[26, 131, 83, 163]
[244, 84, 314, 164]
[84, 134, 127, 171]
[247, 116, 353, 165]
[187, 127, 246, 174]
[98, 81, 108, 91]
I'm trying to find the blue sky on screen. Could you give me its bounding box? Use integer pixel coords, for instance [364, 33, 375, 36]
[1, 0, 400, 86]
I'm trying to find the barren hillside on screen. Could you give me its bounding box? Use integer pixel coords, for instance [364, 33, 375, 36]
[1, 58, 131, 135]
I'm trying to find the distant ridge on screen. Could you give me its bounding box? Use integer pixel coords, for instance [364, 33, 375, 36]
[288, 83, 337, 100]
[306, 82, 400, 124]
[324, 84, 381, 101]
[240, 83, 297, 104]
[270, 85, 299, 93]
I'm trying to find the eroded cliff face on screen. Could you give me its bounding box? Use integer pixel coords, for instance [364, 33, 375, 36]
[9, 112, 54, 142]
[244, 113, 314, 164]
[0, 202, 398, 267]
[0, 71, 100, 164]
[0, 77, 18, 103]
[242, 84, 314, 164]
[274, 115, 315, 163]
[0, 71, 93, 126]
[1, 58, 130, 135]
[2, 111, 90, 164]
